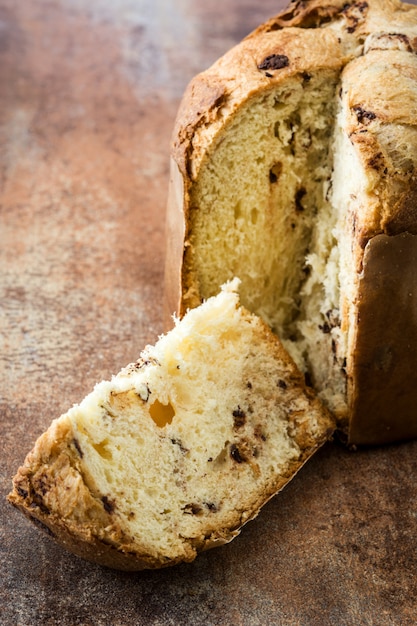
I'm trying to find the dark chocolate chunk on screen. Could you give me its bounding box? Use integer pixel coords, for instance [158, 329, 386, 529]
[101, 495, 115, 514]
[170, 438, 189, 453]
[182, 503, 203, 515]
[16, 485, 29, 500]
[204, 502, 218, 512]
[230, 444, 245, 463]
[34, 476, 48, 496]
[269, 162, 282, 184]
[269, 169, 278, 183]
[295, 187, 306, 212]
[72, 438, 84, 458]
[258, 54, 289, 71]
[304, 371, 313, 387]
[343, 1, 369, 33]
[30, 493, 50, 515]
[232, 407, 246, 429]
[353, 105, 376, 124]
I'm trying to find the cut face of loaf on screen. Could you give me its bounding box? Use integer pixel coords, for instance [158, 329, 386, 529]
[8, 283, 333, 571]
[166, 0, 417, 445]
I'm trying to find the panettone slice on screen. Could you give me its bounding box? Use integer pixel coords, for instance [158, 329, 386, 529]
[8, 282, 333, 570]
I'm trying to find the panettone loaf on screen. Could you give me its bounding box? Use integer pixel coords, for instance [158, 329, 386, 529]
[165, 0, 417, 445]
[8, 282, 333, 571]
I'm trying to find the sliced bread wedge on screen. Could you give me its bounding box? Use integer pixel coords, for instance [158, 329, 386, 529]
[8, 282, 333, 570]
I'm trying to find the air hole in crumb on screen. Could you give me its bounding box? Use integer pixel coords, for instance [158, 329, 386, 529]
[92, 440, 113, 461]
[213, 445, 229, 465]
[104, 469, 114, 484]
[149, 400, 175, 427]
[251, 208, 258, 224]
[234, 201, 242, 220]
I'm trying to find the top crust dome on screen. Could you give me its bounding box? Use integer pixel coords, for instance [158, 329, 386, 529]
[165, 0, 417, 445]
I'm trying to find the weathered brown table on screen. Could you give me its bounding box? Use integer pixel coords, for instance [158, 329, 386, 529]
[2, 1, 417, 624]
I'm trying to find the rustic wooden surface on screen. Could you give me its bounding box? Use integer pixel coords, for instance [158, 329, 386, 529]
[2, 1, 417, 624]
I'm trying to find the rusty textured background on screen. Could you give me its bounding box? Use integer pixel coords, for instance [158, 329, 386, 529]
[2, 1, 417, 624]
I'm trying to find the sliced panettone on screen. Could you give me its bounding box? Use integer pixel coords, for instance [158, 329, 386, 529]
[165, 0, 417, 445]
[8, 282, 334, 571]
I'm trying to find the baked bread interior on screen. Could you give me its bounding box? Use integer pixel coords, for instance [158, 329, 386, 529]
[8, 282, 333, 570]
[166, 0, 417, 445]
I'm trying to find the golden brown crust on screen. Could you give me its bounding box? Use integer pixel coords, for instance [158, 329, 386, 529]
[7, 418, 161, 571]
[338, 46, 417, 443]
[248, 0, 351, 33]
[164, 158, 186, 329]
[171, 25, 349, 184]
[348, 233, 417, 445]
[250, 0, 417, 38]
[341, 49, 417, 243]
